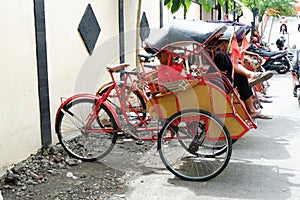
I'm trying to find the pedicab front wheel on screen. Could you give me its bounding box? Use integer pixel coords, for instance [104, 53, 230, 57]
[56, 96, 118, 162]
[157, 109, 232, 181]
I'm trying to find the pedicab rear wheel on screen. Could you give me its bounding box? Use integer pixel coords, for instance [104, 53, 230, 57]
[158, 109, 232, 181]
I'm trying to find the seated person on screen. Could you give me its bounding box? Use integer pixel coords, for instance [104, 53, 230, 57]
[253, 30, 263, 45]
[212, 39, 272, 119]
[155, 50, 190, 92]
[156, 50, 186, 83]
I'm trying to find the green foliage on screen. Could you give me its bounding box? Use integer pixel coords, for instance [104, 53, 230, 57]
[164, 0, 192, 13]
[198, 0, 216, 12]
[165, 0, 296, 19]
[239, 0, 296, 17]
[164, 0, 226, 14]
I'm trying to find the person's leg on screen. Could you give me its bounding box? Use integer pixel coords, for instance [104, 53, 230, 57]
[292, 72, 299, 97]
[244, 96, 257, 114]
[234, 64, 253, 79]
[234, 74, 272, 119]
[285, 24, 287, 33]
[234, 64, 273, 87]
[234, 74, 256, 113]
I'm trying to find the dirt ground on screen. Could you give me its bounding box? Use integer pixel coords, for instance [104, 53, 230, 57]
[0, 139, 157, 200]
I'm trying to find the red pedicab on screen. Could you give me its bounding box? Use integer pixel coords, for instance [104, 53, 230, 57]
[55, 19, 257, 182]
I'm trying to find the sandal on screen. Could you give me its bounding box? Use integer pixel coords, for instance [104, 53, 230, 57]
[262, 94, 272, 98]
[251, 112, 273, 119]
[249, 71, 273, 87]
[259, 98, 273, 103]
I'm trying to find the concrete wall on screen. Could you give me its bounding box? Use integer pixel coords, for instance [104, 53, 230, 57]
[45, 1, 121, 147]
[0, 0, 219, 173]
[0, 0, 41, 172]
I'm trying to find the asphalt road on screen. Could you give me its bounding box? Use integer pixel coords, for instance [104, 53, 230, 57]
[124, 17, 300, 200]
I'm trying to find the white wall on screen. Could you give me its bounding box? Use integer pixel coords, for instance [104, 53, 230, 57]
[0, 0, 41, 172]
[45, 1, 120, 144]
[186, 3, 201, 20]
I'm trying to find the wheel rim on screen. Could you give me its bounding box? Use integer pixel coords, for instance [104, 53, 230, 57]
[158, 109, 232, 181]
[57, 98, 117, 161]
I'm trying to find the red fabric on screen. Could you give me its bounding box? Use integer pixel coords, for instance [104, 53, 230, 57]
[230, 36, 240, 77]
[157, 63, 185, 83]
[240, 37, 250, 63]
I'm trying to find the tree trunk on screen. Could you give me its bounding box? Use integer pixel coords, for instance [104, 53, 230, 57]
[136, 0, 142, 70]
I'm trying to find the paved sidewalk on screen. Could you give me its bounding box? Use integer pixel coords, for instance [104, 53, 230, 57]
[124, 17, 300, 200]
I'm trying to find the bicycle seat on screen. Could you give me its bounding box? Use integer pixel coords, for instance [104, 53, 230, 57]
[107, 63, 130, 72]
[138, 53, 155, 62]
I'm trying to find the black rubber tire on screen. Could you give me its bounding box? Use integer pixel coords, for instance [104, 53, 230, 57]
[275, 59, 290, 74]
[56, 97, 118, 161]
[158, 109, 232, 181]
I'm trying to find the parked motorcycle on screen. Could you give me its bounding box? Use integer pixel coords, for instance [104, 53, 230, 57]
[276, 36, 285, 50]
[251, 36, 270, 52]
[275, 36, 295, 63]
[247, 44, 290, 74]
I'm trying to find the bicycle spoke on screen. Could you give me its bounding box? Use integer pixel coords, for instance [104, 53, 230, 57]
[158, 109, 232, 181]
[56, 97, 118, 161]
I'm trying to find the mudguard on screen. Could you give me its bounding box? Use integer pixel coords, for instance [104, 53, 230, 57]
[95, 81, 148, 101]
[271, 51, 287, 60]
[55, 94, 120, 132]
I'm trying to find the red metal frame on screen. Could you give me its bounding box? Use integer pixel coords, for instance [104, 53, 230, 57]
[56, 41, 257, 142]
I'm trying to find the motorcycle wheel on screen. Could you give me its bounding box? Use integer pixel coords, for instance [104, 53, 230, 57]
[275, 59, 290, 74]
